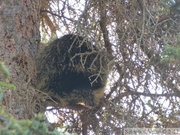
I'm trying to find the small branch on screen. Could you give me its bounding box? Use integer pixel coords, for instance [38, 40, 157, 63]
[40, 9, 74, 22]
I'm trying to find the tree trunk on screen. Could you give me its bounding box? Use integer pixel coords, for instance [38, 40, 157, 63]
[0, 0, 40, 119]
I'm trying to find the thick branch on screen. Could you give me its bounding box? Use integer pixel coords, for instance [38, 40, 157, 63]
[99, 1, 113, 57]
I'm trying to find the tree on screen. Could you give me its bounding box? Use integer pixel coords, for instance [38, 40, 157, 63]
[0, 0, 180, 135]
[0, 0, 40, 119]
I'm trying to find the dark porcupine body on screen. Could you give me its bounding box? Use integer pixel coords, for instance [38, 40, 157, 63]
[36, 34, 108, 107]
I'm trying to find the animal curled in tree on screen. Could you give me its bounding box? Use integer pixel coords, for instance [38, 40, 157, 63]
[36, 34, 108, 108]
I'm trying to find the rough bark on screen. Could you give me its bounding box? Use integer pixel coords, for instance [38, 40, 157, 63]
[0, 0, 40, 119]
